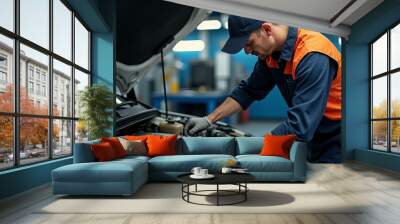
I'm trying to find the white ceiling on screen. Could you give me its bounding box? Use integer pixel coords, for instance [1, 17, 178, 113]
[226, 0, 352, 21]
[164, 0, 384, 37]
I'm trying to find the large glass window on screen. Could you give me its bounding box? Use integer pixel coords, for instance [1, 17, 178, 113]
[53, 59, 72, 117]
[0, 1, 91, 170]
[20, 44, 49, 115]
[74, 18, 89, 70]
[0, 116, 13, 169]
[0, 34, 14, 113]
[53, 119, 72, 158]
[0, 0, 14, 32]
[20, 0, 49, 49]
[20, 117, 49, 165]
[74, 69, 89, 118]
[372, 77, 387, 119]
[370, 23, 400, 154]
[391, 24, 400, 70]
[53, 0, 72, 60]
[372, 34, 387, 77]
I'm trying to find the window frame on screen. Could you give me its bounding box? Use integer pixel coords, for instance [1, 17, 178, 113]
[370, 20, 400, 154]
[0, 0, 92, 171]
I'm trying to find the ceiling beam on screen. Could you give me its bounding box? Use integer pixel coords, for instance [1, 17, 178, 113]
[330, 0, 368, 28]
[163, 0, 351, 37]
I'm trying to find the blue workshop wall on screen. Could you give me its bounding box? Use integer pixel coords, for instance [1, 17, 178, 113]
[66, 0, 110, 32]
[0, 158, 72, 199]
[92, 0, 116, 136]
[344, 0, 400, 172]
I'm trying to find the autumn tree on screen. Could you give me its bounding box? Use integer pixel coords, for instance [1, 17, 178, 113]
[0, 84, 59, 153]
[0, 85, 14, 150]
[372, 99, 400, 143]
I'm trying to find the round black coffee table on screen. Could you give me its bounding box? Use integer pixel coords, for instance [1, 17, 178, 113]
[177, 173, 255, 206]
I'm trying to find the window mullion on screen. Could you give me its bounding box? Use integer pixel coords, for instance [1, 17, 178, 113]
[370, 45, 373, 149]
[71, 11, 76, 154]
[14, 0, 20, 167]
[48, 0, 53, 160]
[388, 29, 391, 152]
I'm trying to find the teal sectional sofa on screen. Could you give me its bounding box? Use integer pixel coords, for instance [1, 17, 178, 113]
[52, 137, 307, 196]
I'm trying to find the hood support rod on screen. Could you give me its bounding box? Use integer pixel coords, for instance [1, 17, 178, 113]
[154, 36, 174, 121]
[160, 49, 169, 120]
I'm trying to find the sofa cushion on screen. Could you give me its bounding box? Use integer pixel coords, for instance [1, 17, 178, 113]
[260, 134, 296, 159]
[101, 137, 127, 158]
[147, 135, 177, 157]
[148, 154, 235, 172]
[236, 155, 293, 172]
[115, 155, 150, 164]
[53, 163, 133, 183]
[180, 137, 235, 155]
[235, 137, 263, 155]
[118, 137, 147, 156]
[124, 135, 149, 141]
[52, 159, 147, 183]
[91, 142, 118, 161]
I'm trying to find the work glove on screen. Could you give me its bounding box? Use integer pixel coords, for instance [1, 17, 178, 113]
[184, 117, 212, 136]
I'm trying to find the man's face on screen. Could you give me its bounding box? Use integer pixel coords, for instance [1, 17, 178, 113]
[243, 24, 275, 60]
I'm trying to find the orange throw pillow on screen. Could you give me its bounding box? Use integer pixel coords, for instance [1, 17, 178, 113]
[91, 142, 117, 161]
[260, 134, 296, 159]
[146, 135, 177, 157]
[101, 137, 126, 158]
[124, 135, 149, 142]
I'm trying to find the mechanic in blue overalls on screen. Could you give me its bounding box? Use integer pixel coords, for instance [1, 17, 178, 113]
[184, 16, 342, 163]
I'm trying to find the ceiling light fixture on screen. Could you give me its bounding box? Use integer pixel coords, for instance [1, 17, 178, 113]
[173, 40, 205, 52]
[197, 20, 222, 30]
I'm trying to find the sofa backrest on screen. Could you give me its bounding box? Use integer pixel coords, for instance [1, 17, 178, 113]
[235, 137, 263, 155]
[73, 139, 100, 163]
[179, 137, 235, 155]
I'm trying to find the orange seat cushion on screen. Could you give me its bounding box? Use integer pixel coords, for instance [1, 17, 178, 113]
[91, 142, 118, 161]
[260, 134, 296, 159]
[146, 135, 177, 157]
[101, 137, 126, 158]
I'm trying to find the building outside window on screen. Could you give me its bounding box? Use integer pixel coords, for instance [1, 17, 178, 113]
[0, 55, 7, 88]
[42, 85, 46, 97]
[0, 55, 6, 67]
[35, 70, 40, 81]
[35, 83, 40, 95]
[370, 23, 400, 154]
[28, 81, 34, 94]
[41, 73, 46, 83]
[28, 66, 34, 80]
[0, 71, 6, 85]
[54, 88, 58, 103]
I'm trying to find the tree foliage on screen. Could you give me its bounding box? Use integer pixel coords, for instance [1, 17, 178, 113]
[372, 99, 400, 141]
[0, 85, 59, 151]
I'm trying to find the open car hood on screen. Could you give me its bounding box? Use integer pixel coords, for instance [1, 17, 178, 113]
[116, 0, 209, 96]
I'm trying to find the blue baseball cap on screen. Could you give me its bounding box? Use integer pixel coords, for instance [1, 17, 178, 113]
[222, 16, 264, 54]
